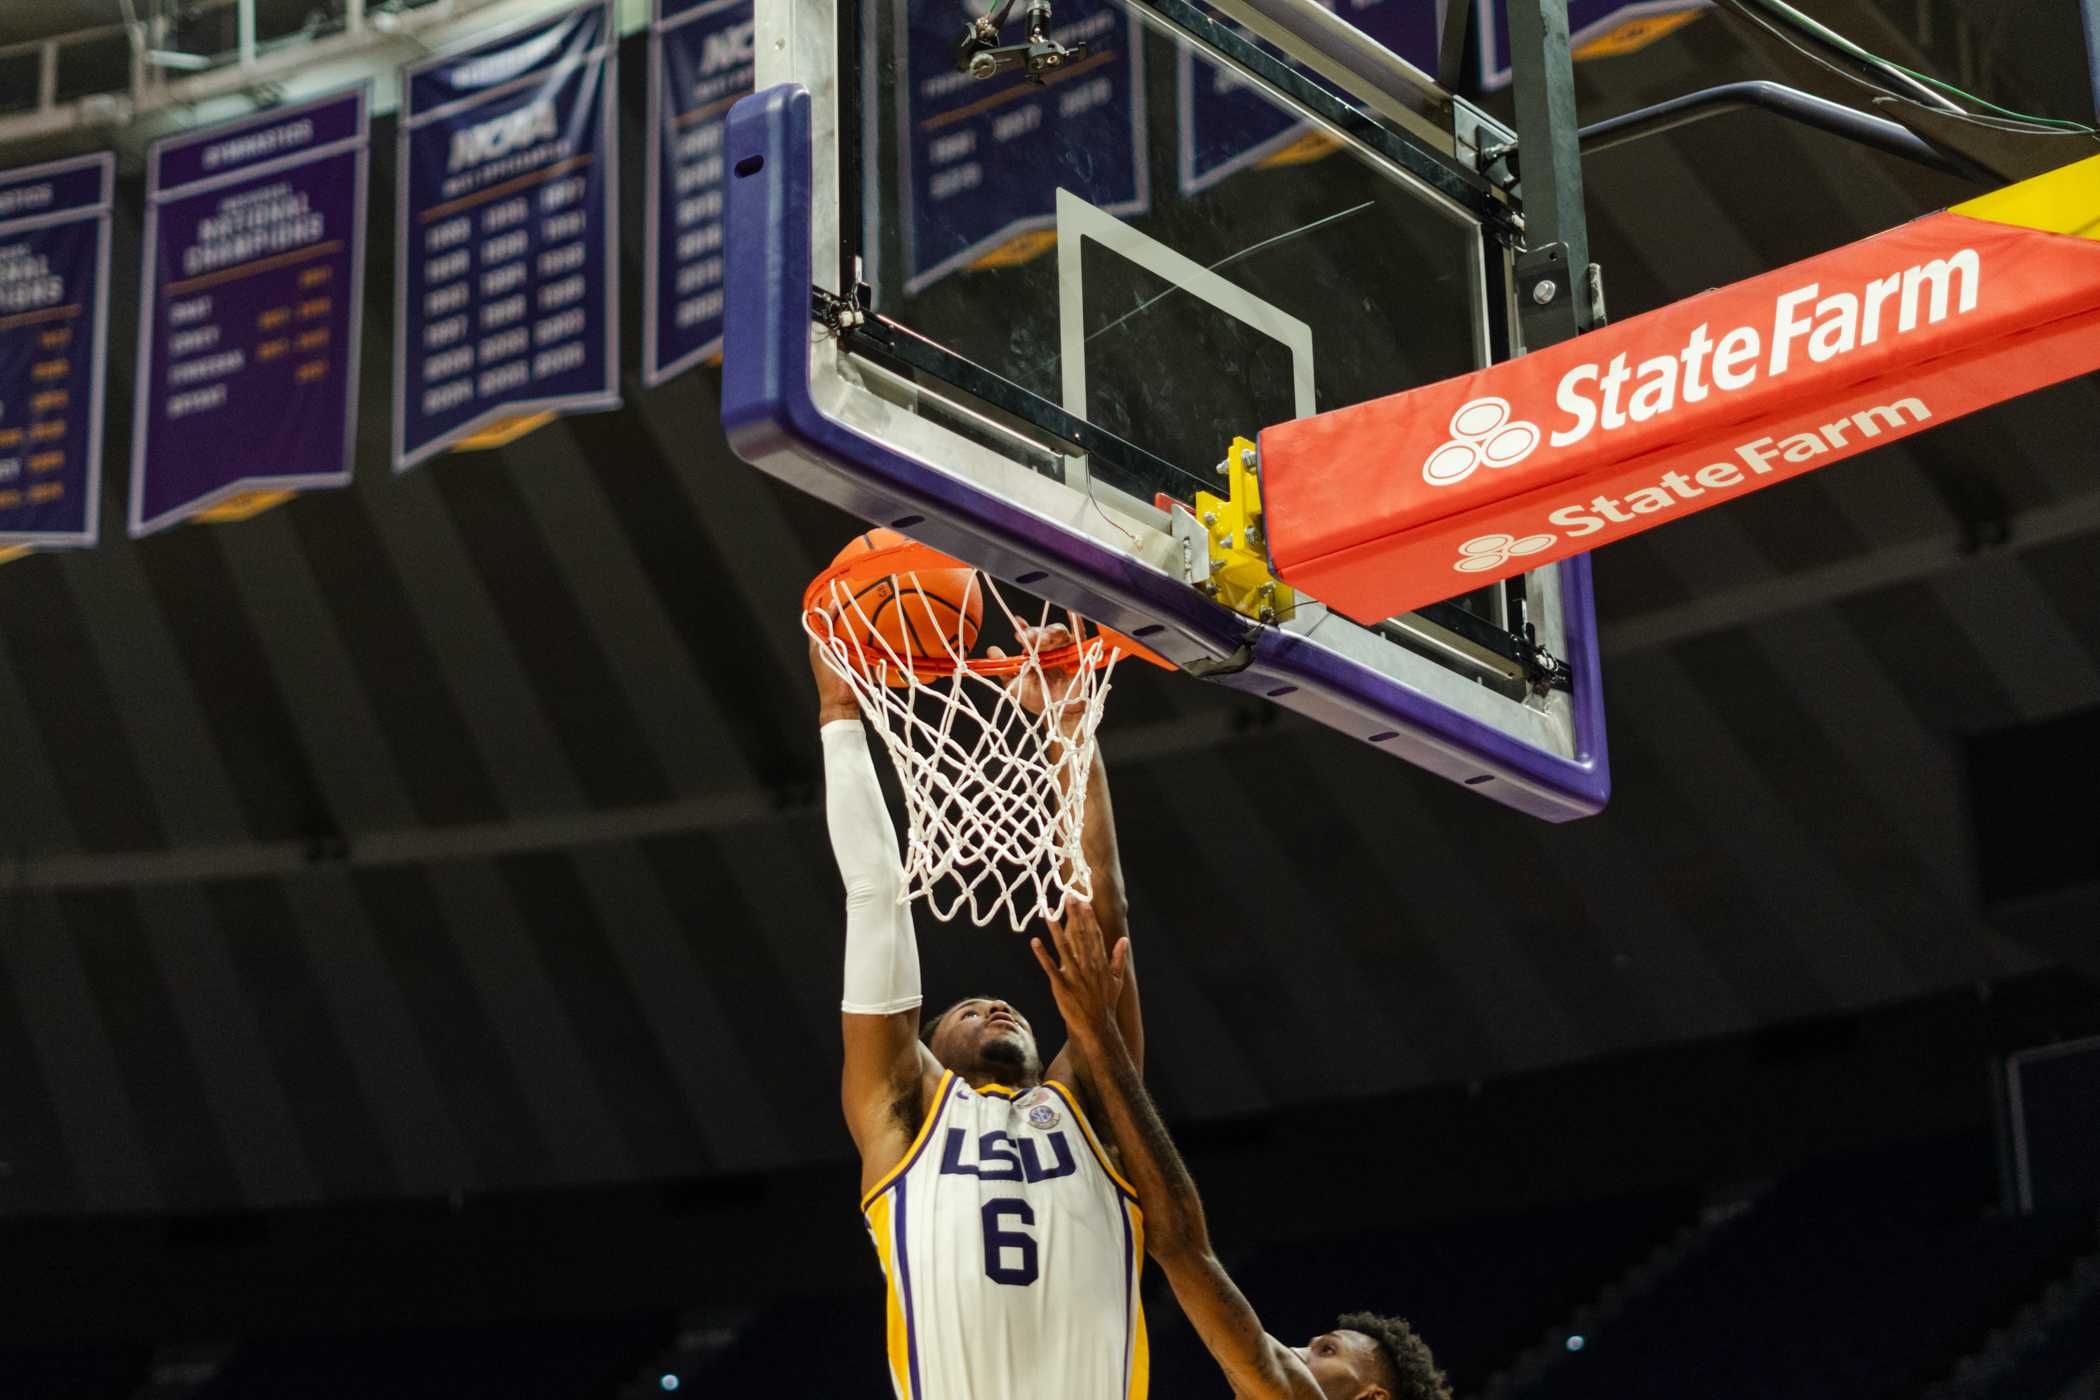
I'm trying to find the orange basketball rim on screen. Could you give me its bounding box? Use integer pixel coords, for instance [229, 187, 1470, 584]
[801, 535, 1174, 678]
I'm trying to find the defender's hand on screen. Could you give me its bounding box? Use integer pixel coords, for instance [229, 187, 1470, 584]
[809, 632, 861, 726]
[1030, 897, 1129, 1039]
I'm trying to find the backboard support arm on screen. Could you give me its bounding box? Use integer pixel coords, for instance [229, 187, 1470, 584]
[1574, 80, 1989, 183]
[1505, 0, 1600, 345]
[1437, 0, 1473, 96]
[2084, 0, 2100, 127]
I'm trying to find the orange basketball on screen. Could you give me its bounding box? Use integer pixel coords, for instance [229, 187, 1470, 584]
[827, 529, 984, 660]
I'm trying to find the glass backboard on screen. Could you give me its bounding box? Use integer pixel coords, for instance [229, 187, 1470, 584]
[721, 0, 1609, 819]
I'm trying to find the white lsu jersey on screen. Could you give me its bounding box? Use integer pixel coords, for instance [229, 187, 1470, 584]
[862, 1071, 1148, 1399]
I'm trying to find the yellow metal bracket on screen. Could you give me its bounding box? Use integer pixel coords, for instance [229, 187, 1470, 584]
[1190, 437, 1294, 624]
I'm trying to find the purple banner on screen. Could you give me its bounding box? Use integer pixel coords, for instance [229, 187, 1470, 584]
[130, 88, 369, 536]
[0, 154, 111, 548]
[893, 0, 1148, 292]
[394, 0, 620, 468]
[1477, 0, 1708, 88]
[1180, 0, 1706, 194]
[645, 0, 753, 385]
[1176, 0, 1438, 195]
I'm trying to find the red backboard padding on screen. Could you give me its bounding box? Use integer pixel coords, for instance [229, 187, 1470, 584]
[1259, 209, 2100, 623]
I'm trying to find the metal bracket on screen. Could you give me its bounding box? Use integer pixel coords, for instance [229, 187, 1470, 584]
[1182, 640, 1258, 680]
[1515, 624, 1572, 696]
[1185, 438, 1295, 624]
[956, 0, 1089, 83]
[1456, 98, 1520, 192]
[1515, 241, 1569, 312]
[811, 278, 872, 336]
[1515, 244, 1604, 333]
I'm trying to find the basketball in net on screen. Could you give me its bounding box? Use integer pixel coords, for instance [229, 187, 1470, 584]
[822, 529, 984, 673]
[804, 529, 1169, 932]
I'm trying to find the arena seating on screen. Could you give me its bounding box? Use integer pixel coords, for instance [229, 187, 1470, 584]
[1514, 1132, 2092, 1400]
[1, 1133, 2089, 1398]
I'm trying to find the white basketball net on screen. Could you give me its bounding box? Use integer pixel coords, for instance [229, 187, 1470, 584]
[805, 568, 1124, 934]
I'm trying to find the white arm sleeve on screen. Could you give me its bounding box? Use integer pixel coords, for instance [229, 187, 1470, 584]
[823, 719, 923, 1015]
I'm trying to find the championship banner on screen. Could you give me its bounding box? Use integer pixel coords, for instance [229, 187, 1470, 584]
[131, 89, 369, 537]
[892, 0, 1146, 292]
[1477, 0, 1707, 90]
[1260, 156, 2100, 623]
[1178, 0, 1703, 196]
[0, 154, 111, 549]
[646, 0, 752, 385]
[1177, 0, 1438, 195]
[395, 0, 619, 469]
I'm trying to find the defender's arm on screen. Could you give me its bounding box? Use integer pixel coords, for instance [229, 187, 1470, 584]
[1032, 905, 1319, 1400]
[1046, 742, 1145, 1092]
[1009, 624, 1139, 1091]
[1076, 742, 1143, 1073]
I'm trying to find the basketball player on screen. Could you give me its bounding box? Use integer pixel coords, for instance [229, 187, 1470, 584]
[815, 624, 1151, 1399]
[1032, 901, 1451, 1400]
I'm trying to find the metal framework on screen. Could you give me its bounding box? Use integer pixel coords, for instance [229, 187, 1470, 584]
[2085, 0, 2100, 124]
[0, 0, 640, 146]
[1574, 79, 1987, 181]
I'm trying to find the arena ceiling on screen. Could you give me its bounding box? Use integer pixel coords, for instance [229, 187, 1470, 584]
[0, 2, 2093, 1215]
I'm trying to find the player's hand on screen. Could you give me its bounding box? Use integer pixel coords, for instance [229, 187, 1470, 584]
[1030, 897, 1128, 1041]
[809, 631, 861, 726]
[989, 623, 1085, 733]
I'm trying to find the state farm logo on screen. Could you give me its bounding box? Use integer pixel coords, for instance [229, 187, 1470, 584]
[1454, 531, 1556, 573]
[1423, 397, 1541, 486]
[1448, 392, 1934, 576]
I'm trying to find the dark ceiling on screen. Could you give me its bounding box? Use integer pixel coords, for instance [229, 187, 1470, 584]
[0, 0, 2095, 1218]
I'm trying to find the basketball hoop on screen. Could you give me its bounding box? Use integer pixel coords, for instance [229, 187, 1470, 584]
[804, 536, 1158, 933]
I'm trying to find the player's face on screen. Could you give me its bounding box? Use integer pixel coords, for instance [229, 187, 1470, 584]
[932, 998, 1040, 1080]
[1294, 1331, 1392, 1400]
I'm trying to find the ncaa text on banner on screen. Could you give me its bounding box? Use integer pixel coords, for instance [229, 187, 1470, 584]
[1258, 155, 2100, 624]
[394, 0, 620, 469]
[645, 0, 753, 384]
[131, 88, 370, 537]
[0, 153, 113, 549]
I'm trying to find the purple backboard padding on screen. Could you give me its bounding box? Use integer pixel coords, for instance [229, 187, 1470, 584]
[720, 84, 1610, 819]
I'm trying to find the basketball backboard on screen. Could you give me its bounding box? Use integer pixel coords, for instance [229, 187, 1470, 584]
[722, 0, 1610, 819]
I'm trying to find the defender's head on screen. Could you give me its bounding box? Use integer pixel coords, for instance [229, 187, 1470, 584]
[1295, 1314, 1449, 1400]
[923, 996, 1042, 1086]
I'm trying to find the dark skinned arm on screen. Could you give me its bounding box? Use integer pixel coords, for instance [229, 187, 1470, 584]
[1032, 903, 1320, 1400]
[1075, 741, 1143, 1070]
[1045, 741, 1143, 1095]
[993, 625, 1143, 1094]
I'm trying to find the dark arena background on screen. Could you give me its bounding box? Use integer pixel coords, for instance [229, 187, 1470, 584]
[1, 0, 2098, 1397]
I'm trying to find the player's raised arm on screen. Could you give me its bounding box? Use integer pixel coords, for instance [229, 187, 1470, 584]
[1006, 624, 1144, 1090]
[815, 638, 942, 1193]
[1032, 903, 1325, 1400]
